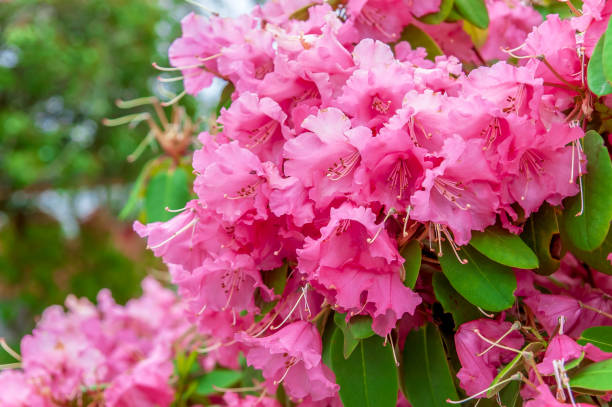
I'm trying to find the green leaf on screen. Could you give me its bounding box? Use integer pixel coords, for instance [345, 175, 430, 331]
[334, 313, 375, 358]
[463, 20, 488, 48]
[396, 25, 443, 61]
[330, 331, 398, 407]
[263, 262, 288, 296]
[521, 204, 561, 275]
[216, 82, 235, 115]
[533, 0, 583, 19]
[418, 0, 455, 24]
[570, 359, 612, 392]
[195, 369, 243, 396]
[400, 240, 421, 289]
[288, 3, 317, 21]
[564, 228, 612, 274]
[602, 13, 612, 83]
[401, 324, 459, 406]
[498, 380, 523, 407]
[119, 157, 157, 220]
[348, 315, 375, 340]
[578, 326, 612, 353]
[334, 312, 360, 359]
[560, 131, 612, 251]
[588, 35, 612, 97]
[454, 0, 489, 29]
[438, 241, 516, 311]
[469, 226, 539, 269]
[145, 167, 190, 223]
[432, 272, 481, 327]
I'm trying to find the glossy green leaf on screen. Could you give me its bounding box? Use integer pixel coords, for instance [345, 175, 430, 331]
[588, 35, 612, 96]
[401, 324, 458, 407]
[438, 241, 516, 311]
[432, 272, 481, 326]
[419, 0, 455, 24]
[564, 228, 612, 275]
[348, 315, 375, 340]
[330, 331, 398, 407]
[578, 326, 612, 352]
[470, 226, 539, 269]
[454, 0, 489, 29]
[602, 13, 612, 83]
[570, 359, 612, 392]
[145, 167, 190, 223]
[333, 313, 375, 358]
[334, 312, 360, 359]
[560, 131, 612, 251]
[499, 380, 523, 407]
[400, 240, 421, 289]
[195, 369, 243, 395]
[397, 25, 443, 60]
[521, 204, 561, 275]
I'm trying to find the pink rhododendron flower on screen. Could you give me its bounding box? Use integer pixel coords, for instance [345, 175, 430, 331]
[537, 334, 583, 375]
[525, 384, 596, 407]
[240, 321, 339, 401]
[104, 347, 174, 407]
[298, 204, 421, 335]
[455, 319, 524, 396]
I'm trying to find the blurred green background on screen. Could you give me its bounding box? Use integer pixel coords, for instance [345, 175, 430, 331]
[0, 0, 232, 351]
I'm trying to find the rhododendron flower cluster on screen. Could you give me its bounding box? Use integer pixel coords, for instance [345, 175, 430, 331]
[5, 0, 612, 406]
[0, 278, 188, 406]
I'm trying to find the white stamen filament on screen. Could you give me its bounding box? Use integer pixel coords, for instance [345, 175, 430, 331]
[327, 150, 360, 181]
[446, 373, 522, 404]
[477, 307, 494, 318]
[103, 113, 150, 127]
[158, 75, 184, 83]
[473, 329, 522, 354]
[274, 358, 296, 385]
[198, 52, 223, 62]
[477, 321, 521, 356]
[212, 385, 263, 393]
[403, 205, 412, 237]
[367, 208, 396, 244]
[441, 227, 468, 264]
[148, 218, 199, 249]
[152, 62, 203, 72]
[0, 363, 21, 370]
[271, 287, 308, 330]
[196, 304, 207, 316]
[0, 339, 21, 361]
[165, 205, 189, 213]
[161, 90, 187, 107]
[115, 96, 157, 109]
[387, 334, 400, 367]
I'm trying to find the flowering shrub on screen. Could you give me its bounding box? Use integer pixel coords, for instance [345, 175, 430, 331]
[3, 0, 612, 406]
